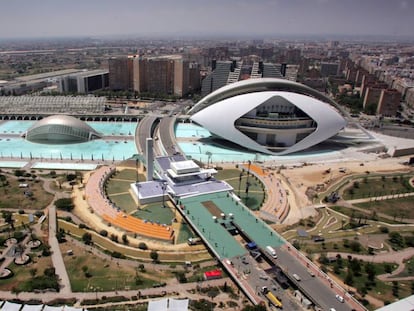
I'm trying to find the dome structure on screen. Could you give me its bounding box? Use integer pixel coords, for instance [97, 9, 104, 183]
[190, 78, 347, 155]
[25, 115, 101, 144]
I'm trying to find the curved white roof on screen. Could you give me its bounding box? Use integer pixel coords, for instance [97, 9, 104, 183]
[189, 77, 347, 117]
[27, 115, 97, 133]
[191, 90, 346, 155]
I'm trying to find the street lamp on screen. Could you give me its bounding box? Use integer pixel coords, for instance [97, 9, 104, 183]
[135, 158, 139, 182]
[161, 181, 167, 208]
[238, 172, 243, 196]
[206, 151, 212, 168]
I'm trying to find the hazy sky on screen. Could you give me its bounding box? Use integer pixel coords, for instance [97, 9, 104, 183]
[0, 0, 413, 39]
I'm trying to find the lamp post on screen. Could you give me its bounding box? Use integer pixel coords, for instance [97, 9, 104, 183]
[245, 160, 251, 200]
[206, 151, 212, 169]
[238, 172, 243, 197]
[162, 181, 167, 208]
[135, 158, 139, 182]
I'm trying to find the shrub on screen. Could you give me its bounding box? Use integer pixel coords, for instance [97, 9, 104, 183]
[55, 198, 74, 212]
[100, 230, 108, 237]
[138, 242, 148, 250]
[379, 226, 389, 233]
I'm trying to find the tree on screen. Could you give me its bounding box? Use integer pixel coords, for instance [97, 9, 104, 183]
[392, 281, 399, 297]
[54, 198, 74, 212]
[138, 242, 148, 250]
[242, 305, 266, 311]
[365, 262, 376, 282]
[82, 232, 92, 245]
[350, 241, 362, 253]
[345, 269, 354, 286]
[0, 174, 7, 186]
[384, 264, 393, 274]
[2, 211, 14, 229]
[122, 234, 129, 245]
[56, 229, 66, 243]
[150, 250, 159, 262]
[29, 268, 37, 277]
[349, 258, 362, 276]
[389, 231, 404, 248]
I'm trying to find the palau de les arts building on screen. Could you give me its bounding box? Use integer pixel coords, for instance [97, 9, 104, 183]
[189, 78, 347, 155]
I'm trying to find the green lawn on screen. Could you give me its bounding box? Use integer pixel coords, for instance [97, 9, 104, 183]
[133, 203, 175, 225]
[0, 175, 53, 210]
[109, 193, 137, 213]
[300, 239, 368, 255]
[342, 175, 413, 200]
[112, 169, 144, 182]
[176, 223, 195, 244]
[355, 197, 414, 220]
[330, 205, 404, 224]
[325, 260, 412, 304]
[215, 169, 265, 211]
[64, 251, 164, 292]
[106, 180, 134, 195]
[395, 256, 414, 277]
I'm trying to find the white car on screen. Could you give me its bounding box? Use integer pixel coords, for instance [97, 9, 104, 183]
[335, 294, 344, 303]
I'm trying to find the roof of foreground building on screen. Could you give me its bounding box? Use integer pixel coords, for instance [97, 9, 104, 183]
[190, 78, 347, 155]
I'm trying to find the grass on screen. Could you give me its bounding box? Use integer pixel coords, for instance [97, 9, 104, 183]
[325, 260, 412, 304]
[330, 205, 404, 225]
[176, 223, 195, 244]
[215, 169, 265, 211]
[106, 180, 134, 196]
[58, 220, 212, 262]
[109, 193, 137, 213]
[341, 175, 413, 200]
[0, 251, 54, 292]
[355, 197, 414, 220]
[133, 203, 175, 225]
[0, 176, 53, 210]
[60, 241, 172, 292]
[300, 239, 368, 255]
[395, 256, 414, 278]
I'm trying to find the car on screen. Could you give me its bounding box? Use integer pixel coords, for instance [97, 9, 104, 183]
[292, 273, 301, 281]
[335, 294, 344, 303]
[330, 308, 336, 311]
[259, 273, 269, 280]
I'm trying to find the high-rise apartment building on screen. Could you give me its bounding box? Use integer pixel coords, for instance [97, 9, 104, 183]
[109, 55, 198, 97]
[377, 89, 401, 116]
[320, 62, 340, 77]
[108, 56, 136, 91]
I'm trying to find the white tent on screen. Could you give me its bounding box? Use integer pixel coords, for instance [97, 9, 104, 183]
[43, 306, 64, 311]
[2, 301, 23, 311]
[21, 304, 44, 311]
[169, 298, 189, 311]
[147, 298, 189, 311]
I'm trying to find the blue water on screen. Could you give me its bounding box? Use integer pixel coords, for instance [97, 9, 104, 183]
[175, 123, 212, 138]
[0, 121, 137, 161]
[175, 123, 339, 163]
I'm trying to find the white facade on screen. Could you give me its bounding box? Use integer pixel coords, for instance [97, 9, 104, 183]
[190, 78, 346, 155]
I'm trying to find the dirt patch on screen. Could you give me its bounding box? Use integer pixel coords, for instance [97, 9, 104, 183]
[202, 201, 223, 218]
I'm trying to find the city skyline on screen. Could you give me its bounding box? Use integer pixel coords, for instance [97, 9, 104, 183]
[0, 0, 413, 40]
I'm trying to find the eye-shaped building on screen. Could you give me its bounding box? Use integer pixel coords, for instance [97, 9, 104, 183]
[189, 78, 347, 155]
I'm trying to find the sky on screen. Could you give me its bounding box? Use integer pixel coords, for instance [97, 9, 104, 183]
[0, 0, 413, 39]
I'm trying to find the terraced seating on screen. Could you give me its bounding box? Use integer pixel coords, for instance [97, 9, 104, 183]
[85, 166, 174, 242]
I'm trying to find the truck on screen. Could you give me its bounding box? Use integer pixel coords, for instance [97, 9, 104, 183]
[187, 237, 201, 245]
[265, 245, 277, 259]
[262, 287, 282, 308]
